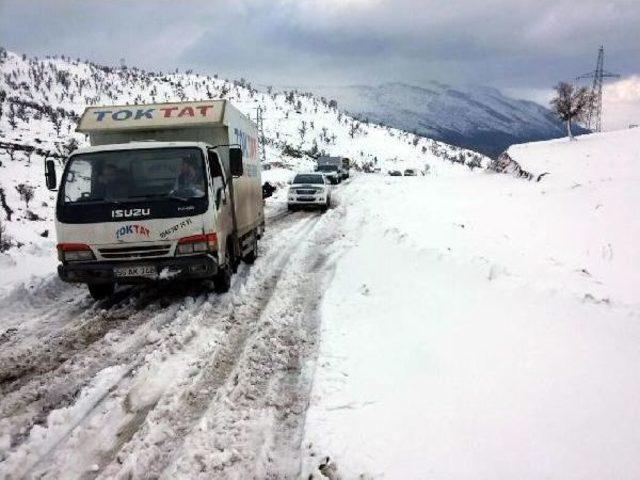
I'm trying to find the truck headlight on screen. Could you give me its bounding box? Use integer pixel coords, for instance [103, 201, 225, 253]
[176, 233, 217, 255]
[57, 243, 95, 262]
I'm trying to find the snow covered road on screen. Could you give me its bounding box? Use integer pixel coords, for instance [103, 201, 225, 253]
[0, 191, 345, 479]
[2, 132, 640, 480]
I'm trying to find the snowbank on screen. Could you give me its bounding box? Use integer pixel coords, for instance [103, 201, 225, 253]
[303, 132, 640, 478]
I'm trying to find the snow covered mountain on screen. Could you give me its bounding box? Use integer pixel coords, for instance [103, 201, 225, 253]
[0, 48, 487, 264]
[311, 82, 588, 158]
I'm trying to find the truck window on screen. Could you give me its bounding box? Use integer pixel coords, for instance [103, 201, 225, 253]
[60, 147, 207, 203]
[293, 174, 324, 184]
[63, 159, 93, 202]
[208, 151, 224, 178]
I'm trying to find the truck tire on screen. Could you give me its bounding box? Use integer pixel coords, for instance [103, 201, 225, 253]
[88, 283, 114, 300]
[243, 235, 258, 264]
[214, 260, 231, 293]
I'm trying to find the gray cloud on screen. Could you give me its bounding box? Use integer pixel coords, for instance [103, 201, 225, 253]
[1, 0, 639, 93]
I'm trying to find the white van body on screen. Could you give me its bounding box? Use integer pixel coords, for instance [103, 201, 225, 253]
[53, 100, 263, 298]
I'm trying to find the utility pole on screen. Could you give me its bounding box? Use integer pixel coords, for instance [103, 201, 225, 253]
[256, 106, 267, 165]
[576, 45, 619, 132]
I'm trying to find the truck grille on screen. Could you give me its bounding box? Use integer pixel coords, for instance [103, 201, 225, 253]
[296, 188, 319, 195]
[98, 244, 172, 260]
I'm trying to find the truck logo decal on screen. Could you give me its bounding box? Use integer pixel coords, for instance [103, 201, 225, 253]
[93, 105, 215, 122]
[112, 208, 151, 219]
[159, 218, 193, 239]
[233, 128, 258, 161]
[116, 224, 150, 240]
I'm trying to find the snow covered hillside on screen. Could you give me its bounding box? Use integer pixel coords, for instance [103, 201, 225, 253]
[312, 82, 589, 158]
[2, 43, 638, 479]
[302, 129, 640, 479]
[0, 48, 486, 275]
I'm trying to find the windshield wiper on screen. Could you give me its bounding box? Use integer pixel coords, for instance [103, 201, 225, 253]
[67, 197, 123, 205]
[166, 194, 191, 202]
[129, 193, 196, 203]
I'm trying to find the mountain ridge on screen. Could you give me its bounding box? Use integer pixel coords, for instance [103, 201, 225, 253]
[310, 81, 587, 157]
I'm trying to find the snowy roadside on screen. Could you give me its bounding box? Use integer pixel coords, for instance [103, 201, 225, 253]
[302, 162, 640, 479]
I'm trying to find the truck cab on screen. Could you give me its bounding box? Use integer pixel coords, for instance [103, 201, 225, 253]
[46, 101, 264, 299]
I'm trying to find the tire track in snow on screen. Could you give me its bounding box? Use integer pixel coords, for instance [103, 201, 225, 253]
[0, 207, 304, 447]
[160, 208, 346, 479]
[0, 211, 321, 479]
[94, 213, 326, 479]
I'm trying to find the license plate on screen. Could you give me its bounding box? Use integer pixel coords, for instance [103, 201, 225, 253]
[114, 265, 157, 278]
[299, 196, 315, 201]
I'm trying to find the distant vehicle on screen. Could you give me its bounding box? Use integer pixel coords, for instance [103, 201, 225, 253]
[46, 100, 263, 299]
[423, 164, 431, 174]
[388, 169, 402, 176]
[342, 157, 351, 179]
[404, 168, 418, 176]
[373, 166, 381, 173]
[316, 156, 347, 182]
[288, 173, 332, 212]
[315, 164, 340, 184]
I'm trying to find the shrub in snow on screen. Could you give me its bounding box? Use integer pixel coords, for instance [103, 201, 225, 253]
[0, 217, 12, 252]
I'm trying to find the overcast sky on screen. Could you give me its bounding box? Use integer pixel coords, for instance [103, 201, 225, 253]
[1, 0, 639, 128]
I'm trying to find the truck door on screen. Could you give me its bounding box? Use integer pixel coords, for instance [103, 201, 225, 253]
[208, 149, 233, 259]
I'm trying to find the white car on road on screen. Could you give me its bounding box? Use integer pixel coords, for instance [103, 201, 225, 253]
[288, 173, 332, 212]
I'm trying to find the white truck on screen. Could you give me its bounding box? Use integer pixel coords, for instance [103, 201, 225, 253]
[45, 100, 264, 299]
[316, 156, 348, 183]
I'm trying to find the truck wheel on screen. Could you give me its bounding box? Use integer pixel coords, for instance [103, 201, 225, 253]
[214, 256, 232, 293]
[320, 203, 328, 213]
[243, 235, 258, 264]
[88, 283, 114, 300]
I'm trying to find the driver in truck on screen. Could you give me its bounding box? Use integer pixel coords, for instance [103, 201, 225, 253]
[174, 157, 205, 197]
[96, 163, 128, 199]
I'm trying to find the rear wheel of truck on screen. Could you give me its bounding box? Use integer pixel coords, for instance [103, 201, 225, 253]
[88, 283, 115, 300]
[242, 234, 258, 264]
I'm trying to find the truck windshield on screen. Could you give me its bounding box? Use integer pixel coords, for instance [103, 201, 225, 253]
[293, 174, 324, 184]
[61, 147, 206, 204]
[316, 165, 338, 172]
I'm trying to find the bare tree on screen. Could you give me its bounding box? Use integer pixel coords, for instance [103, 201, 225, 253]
[16, 183, 35, 209]
[550, 82, 594, 140]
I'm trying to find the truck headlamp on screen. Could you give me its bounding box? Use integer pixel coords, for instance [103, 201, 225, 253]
[176, 233, 217, 256]
[57, 243, 95, 262]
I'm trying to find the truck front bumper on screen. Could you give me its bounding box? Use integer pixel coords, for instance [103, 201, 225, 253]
[58, 254, 219, 285]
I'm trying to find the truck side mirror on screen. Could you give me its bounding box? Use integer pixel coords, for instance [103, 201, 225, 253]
[229, 148, 243, 177]
[45, 159, 57, 190]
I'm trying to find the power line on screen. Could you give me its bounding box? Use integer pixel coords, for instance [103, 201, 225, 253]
[576, 45, 620, 132]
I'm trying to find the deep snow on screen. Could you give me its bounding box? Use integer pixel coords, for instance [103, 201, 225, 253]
[302, 129, 640, 479]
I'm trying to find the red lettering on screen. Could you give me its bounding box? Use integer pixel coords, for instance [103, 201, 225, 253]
[178, 107, 195, 118]
[197, 105, 213, 116]
[160, 107, 178, 118]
